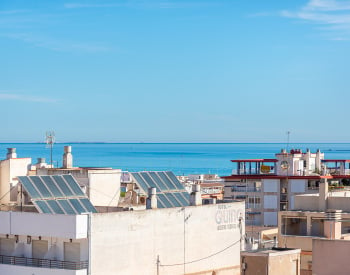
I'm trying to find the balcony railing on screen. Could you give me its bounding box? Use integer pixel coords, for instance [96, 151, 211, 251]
[232, 186, 261, 192]
[0, 254, 88, 270]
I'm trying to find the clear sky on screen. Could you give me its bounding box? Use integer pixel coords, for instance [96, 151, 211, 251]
[1, 0, 350, 143]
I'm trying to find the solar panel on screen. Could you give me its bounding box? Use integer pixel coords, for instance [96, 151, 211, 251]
[173, 192, 189, 206]
[18, 176, 42, 199]
[158, 172, 177, 190]
[148, 172, 168, 190]
[52, 176, 75, 197]
[62, 175, 85, 196]
[30, 176, 53, 198]
[41, 176, 64, 197]
[130, 171, 190, 209]
[47, 200, 65, 214]
[34, 201, 52, 214]
[57, 199, 77, 215]
[68, 199, 86, 214]
[131, 173, 150, 193]
[157, 193, 173, 208]
[164, 193, 182, 207]
[165, 172, 185, 190]
[79, 198, 97, 213]
[18, 175, 97, 215]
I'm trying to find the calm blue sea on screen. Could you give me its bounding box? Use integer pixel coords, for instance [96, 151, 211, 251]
[1, 143, 350, 176]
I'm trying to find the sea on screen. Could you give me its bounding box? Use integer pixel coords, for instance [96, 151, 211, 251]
[1, 143, 350, 176]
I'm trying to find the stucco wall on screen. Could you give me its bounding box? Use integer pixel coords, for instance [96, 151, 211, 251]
[0, 212, 87, 239]
[294, 195, 319, 211]
[90, 202, 244, 275]
[0, 158, 31, 204]
[313, 239, 350, 275]
[88, 170, 121, 207]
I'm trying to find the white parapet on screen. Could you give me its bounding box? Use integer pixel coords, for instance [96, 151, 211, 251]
[0, 212, 88, 239]
[0, 265, 87, 275]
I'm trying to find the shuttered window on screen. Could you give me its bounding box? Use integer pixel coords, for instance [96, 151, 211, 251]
[64, 242, 80, 262]
[32, 240, 48, 259]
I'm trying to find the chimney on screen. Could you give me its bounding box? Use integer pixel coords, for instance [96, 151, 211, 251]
[318, 178, 328, 211]
[324, 209, 342, 239]
[146, 187, 157, 209]
[6, 148, 17, 159]
[36, 158, 46, 168]
[62, 146, 73, 168]
[190, 184, 202, 206]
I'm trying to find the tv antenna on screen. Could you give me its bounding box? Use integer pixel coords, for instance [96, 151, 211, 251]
[45, 131, 55, 167]
[286, 131, 291, 152]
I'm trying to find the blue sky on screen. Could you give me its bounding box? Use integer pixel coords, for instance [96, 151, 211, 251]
[1, 0, 350, 143]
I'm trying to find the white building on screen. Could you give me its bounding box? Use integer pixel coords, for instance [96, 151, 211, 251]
[222, 148, 350, 226]
[0, 148, 245, 275]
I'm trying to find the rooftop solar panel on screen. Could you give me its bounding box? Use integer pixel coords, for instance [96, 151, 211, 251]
[164, 193, 182, 207]
[41, 176, 64, 197]
[18, 176, 42, 199]
[157, 172, 177, 190]
[148, 172, 168, 190]
[173, 192, 189, 206]
[47, 200, 65, 214]
[30, 176, 53, 198]
[52, 175, 75, 197]
[18, 175, 97, 215]
[62, 175, 85, 196]
[68, 199, 86, 214]
[34, 200, 52, 214]
[79, 198, 97, 213]
[139, 172, 158, 189]
[57, 199, 77, 215]
[130, 171, 189, 209]
[165, 172, 185, 190]
[157, 193, 173, 208]
[131, 173, 150, 193]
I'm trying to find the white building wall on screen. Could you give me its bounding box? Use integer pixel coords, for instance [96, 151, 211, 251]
[0, 158, 31, 204]
[0, 212, 88, 239]
[88, 170, 121, 207]
[90, 202, 245, 275]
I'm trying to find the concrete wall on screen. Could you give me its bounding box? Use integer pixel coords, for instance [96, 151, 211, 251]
[88, 170, 121, 207]
[90, 201, 245, 275]
[241, 249, 300, 275]
[294, 195, 319, 211]
[328, 196, 350, 212]
[313, 239, 350, 275]
[0, 158, 31, 204]
[0, 212, 88, 239]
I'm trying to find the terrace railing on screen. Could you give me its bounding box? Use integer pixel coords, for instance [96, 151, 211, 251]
[0, 254, 88, 270]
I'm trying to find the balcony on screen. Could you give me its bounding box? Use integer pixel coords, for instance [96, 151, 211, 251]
[232, 186, 261, 192]
[0, 254, 87, 274]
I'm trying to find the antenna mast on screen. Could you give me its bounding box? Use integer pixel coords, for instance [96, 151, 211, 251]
[46, 131, 55, 167]
[286, 131, 290, 152]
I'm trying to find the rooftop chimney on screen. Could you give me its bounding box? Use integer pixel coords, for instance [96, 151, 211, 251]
[6, 148, 17, 159]
[324, 209, 342, 240]
[146, 187, 157, 209]
[190, 184, 202, 206]
[62, 146, 73, 168]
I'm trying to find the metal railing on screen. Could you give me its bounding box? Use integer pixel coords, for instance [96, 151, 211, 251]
[232, 186, 261, 192]
[0, 254, 88, 270]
